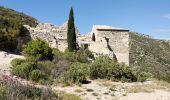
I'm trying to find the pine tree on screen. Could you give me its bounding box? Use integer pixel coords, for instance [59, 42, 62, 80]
[67, 7, 77, 52]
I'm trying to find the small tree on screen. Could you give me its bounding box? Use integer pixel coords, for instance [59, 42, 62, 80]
[23, 38, 53, 60]
[67, 7, 77, 52]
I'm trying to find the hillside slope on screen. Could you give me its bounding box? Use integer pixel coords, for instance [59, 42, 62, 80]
[130, 32, 170, 82]
[0, 6, 38, 52]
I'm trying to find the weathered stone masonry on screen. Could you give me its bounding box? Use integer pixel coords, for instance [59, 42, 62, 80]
[25, 23, 129, 65]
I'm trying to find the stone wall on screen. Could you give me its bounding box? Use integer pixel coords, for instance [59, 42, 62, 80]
[24, 22, 80, 51]
[98, 31, 129, 65]
[25, 22, 130, 65]
[86, 25, 129, 65]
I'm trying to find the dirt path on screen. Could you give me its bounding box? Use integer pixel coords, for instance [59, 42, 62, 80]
[0, 51, 24, 75]
[119, 90, 170, 100]
[53, 79, 170, 100]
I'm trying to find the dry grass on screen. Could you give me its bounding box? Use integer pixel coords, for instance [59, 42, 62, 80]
[127, 80, 170, 93]
[74, 89, 83, 93]
[150, 80, 170, 91]
[127, 84, 154, 93]
[97, 79, 113, 87]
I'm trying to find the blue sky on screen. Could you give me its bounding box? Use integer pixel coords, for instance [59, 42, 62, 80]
[0, 0, 170, 40]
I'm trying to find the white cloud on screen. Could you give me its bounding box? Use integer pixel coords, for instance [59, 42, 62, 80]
[164, 14, 170, 19]
[156, 29, 170, 33]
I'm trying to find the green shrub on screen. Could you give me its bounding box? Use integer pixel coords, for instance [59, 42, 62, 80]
[111, 63, 137, 82]
[22, 86, 42, 98]
[52, 48, 63, 58]
[11, 65, 23, 77]
[30, 69, 43, 82]
[137, 72, 149, 82]
[75, 49, 94, 63]
[89, 56, 140, 82]
[51, 60, 69, 78]
[63, 62, 89, 84]
[53, 48, 76, 62]
[23, 38, 53, 60]
[37, 61, 55, 76]
[25, 56, 39, 62]
[63, 50, 76, 62]
[11, 62, 36, 79]
[132, 67, 149, 82]
[11, 58, 25, 67]
[89, 56, 115, 79]
[0, 85, 8, 99]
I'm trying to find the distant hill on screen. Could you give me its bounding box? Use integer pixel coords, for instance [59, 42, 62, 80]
[130, 32, 170, 82]
[0, 6, 38, 52]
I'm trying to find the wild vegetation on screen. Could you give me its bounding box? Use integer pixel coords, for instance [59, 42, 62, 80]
[130, 32, 170, 82]
[0, 75, 58, 100]
[0, 75, 82, 100]
[11, 38, 148, 85]
[0, 6, 37, 52]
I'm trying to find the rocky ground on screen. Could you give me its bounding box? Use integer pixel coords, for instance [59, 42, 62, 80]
[53, 79, 170, 100]
[0, 51, 170, 100]
[0, 51, 24, 75]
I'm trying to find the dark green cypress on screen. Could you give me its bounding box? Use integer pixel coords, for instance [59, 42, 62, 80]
[92, 33, 96, 41]
[67, 7, 77, 52]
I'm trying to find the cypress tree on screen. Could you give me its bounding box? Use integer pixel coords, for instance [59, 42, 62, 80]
[92, 33, 96, 41]
[67, 7, 77, 52]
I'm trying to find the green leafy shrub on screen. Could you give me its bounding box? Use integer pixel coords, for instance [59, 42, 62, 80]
[23, 38, 53, 60]
[11, 65, 23, 77]
[89, 56, 144, 82]
[51, 60, 69, 78]
[111, 63, 137, 82]
[52, 48, 63, 58]
[11, 62, 36, 79]
[53, 48, 76, 62]
[76, 49, 94, 63]
[30, 70, 43, 82]
[25, 56, 39, 62]
[37, 61, 55, 76]
[11, 58, 25, 67]
[0, 85, 8, 99]
[137, 72, 149, 82]
[132, 67, 150, 82]
[63, 62, 89, 84]
[63, 50, 76, 62]
[89, 56, 115, 79]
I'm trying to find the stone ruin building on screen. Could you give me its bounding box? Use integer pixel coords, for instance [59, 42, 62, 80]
[24, 22, 129, 65]
[24, 22, 80, 52]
